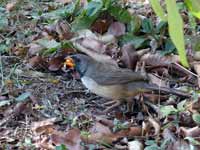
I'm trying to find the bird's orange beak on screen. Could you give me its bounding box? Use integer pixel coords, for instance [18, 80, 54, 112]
[64, 57, 75, 69]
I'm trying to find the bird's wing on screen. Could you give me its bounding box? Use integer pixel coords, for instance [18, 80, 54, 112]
[85, 63, 148, 85]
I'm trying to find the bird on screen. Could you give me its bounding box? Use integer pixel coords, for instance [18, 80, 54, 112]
[64, 54, 190, 113]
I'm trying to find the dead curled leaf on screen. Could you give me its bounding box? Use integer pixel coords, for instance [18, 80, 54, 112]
[148, 117, 160, 136]
[73, 41, 118, 67]
[6, 1, 18, 11]
[55, 20, 74, 40]
[28, 43, 44, 56]
[108, 22, 126, 37]
[27, 56, 48, 69]
[48, 56, 65, 71]
[141, 53, 175, 67]
[121, 43, 139, 70]
[31, 118, 57, 134]
[91, 19, 110, 34]
[81, 38, 106, 53]
[121, 45, 150, 70]
[81, 120, 142, 145]
[179, 126, 200, 138]
[51, 128, 82, 150]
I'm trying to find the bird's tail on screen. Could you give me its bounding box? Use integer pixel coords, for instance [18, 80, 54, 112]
[144, 84, 191, 98]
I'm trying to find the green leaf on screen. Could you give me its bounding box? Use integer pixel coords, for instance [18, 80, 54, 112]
[160, 105, 178, 117]
[127, 15, 142, 33]
[55, 144, 68, 150]
[85, 0, 103, 16]
[120, 34, 148, 49]
[145, 140, 157, 146]
[166, 0, 189, 67]
[16, 92, 31, 102]
[0, 43, 9, 54]
[164, 38, 176, 52]
[156, 21, 167, 33]
[149, 0, 167, 21]
[192, 113, 200, 124]
[185, 0, 200, 19]
[36, 38, 61, 49]
[142, 18, 154, 34]
[102, 0, 112, 10]
[108, 6, 132, 23]
[144, 144, 159, 150]
[71, 14, 97, 31]
[177, 100, 186, 111]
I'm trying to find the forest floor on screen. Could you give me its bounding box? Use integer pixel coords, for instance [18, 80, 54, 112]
[0, 0, 200, 150]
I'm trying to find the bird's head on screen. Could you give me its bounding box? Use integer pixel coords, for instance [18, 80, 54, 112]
[64, 54, 91, 77]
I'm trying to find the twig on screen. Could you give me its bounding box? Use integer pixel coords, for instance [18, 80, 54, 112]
[173, 62, 199, 78]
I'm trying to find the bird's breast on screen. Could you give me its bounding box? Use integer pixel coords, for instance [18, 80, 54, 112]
[81, 76, 124, 99]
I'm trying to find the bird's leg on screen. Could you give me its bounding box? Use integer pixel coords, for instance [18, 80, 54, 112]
[103, 101, 121, 113]
[126, 98, 135, 112]
[103, 100, 117, 106]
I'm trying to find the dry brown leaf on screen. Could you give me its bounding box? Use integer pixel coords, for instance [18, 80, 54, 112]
[73, 41, 118, 67]
[108, 22, 125, 37]
[179, 126, 200, 138]
[148, 74, 168, 88]
[192, 99, 200, 111]
[35, 136, 55, 150]
[116, 126, 142, 138]
[167, 139, 192, 150]
[82, 122, 114, 144]
[31, 118, 57, 135]
[141, 53, 175, 67]
[27, 56, 48, 69]
[6, 1, 18, 11]
[148, 117, 160, 136]
[28, 43, 44, 56]
[91, 19, 110, 34]
[95, 116, 114, 128]
[51, 128, 82, 150]
[48, 56, 65, 71]
[56, 20, 74, 40]
[121, 43, 139, 70]
[81, 38, 106, 53]
[0, 100, 31, 126]
[121, 46, 150, 70]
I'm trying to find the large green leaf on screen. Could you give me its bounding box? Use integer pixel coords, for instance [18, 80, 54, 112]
[185, 0, 200, 19]
[71, 0, 103, 31]
[71, 13, 98, 31]
[192, 113, 200, 124]
[160, 105, 178, 117]
[85, 0, 103, 17]
[120, 34, 148, 49]
[149, 0, 167, 21]
[166, 0, 189, 67]
[108, 6, 132, 23]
